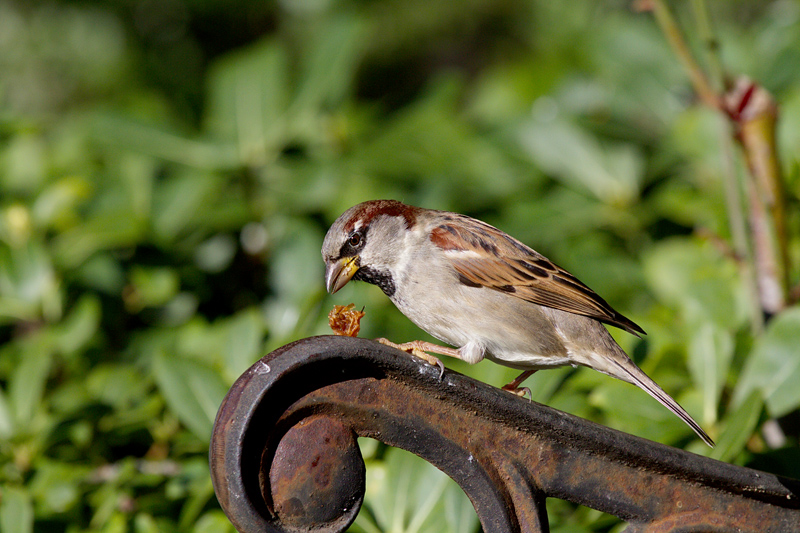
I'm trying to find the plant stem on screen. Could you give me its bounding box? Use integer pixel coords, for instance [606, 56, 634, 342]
[649, 0, 719, 109]
[689, 0, 761, 328]
[689, 0, 724, 90]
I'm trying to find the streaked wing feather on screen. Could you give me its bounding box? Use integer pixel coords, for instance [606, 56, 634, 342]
[430, 217, 645, 336]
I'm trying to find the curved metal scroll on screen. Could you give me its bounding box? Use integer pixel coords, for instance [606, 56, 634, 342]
[210, 335, 800, 532]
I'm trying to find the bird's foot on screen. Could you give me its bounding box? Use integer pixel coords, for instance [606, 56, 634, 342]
[375, 338, 447, 379]
[501, 369, 537, 400]
[501, 384, 532, 400]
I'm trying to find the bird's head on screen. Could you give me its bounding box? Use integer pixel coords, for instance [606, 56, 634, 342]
[321, 200, 419, 297]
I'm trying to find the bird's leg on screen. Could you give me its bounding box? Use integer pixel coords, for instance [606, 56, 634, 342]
[502, 369, 537, 398]
[375, 338, 459, 379]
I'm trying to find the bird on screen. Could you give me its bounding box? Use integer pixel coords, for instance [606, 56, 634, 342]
[321, 199, 714, 447]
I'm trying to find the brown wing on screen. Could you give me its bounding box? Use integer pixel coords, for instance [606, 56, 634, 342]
[429, 215, 645, 336]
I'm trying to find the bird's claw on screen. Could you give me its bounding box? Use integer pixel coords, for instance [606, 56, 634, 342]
[501, 385, 532, 401]
[376, 338, 445, 380]
[501, 369, 536, 400]
[411, 348, 445, 380]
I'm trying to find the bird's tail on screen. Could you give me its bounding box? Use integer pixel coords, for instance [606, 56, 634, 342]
[604, 355, 715, 448]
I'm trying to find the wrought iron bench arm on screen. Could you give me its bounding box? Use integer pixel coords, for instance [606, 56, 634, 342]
[210, 335, 799, 533]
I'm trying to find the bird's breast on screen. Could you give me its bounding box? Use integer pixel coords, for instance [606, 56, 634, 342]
[390, 266, 570, 369]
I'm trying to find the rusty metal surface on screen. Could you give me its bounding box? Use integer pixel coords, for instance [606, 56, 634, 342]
[210, 335, 800, 533]
[268, 415, 364, 530]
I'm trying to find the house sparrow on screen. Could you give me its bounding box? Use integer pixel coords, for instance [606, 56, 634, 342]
[322, 199, 714, 447]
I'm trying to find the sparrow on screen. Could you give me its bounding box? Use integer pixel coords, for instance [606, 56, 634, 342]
[321, 199, 714, 447]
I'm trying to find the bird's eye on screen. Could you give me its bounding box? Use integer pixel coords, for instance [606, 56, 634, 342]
[348, 232, 363, 248]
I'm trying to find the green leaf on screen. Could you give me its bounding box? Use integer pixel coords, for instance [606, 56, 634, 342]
[0, 486, 33, 533]
[194, 234, 237, 274]
[28, 459, 89, 514]
[53, 294, 101, 355]
[87, 363, 151, 408]
[152, 351, 229, 442]
[0, 240, 58, 321]
[710, 390, 763, 463]
[356, 78, 518, 204]
[192, 511, 237, 533]
[733, 306, 800, 417]
[151, 171, 221, 242]
[9, 336, 53, 428]
[3, 134, 46, 194]
[443, 476, 480, 533]
[93, 114, 239, 169]
[642, 238, 746, 330]
[133, 513, 161, 533]
[686, 323, 733, 425]
[73, 253, 126, 294]
[179, 476, 216, 531]
[205, 38, 290, 161]
[267, 216, 325, 305]
[360, 446, 477, 533]
[0, 386, 13, 438]
[293, 15, 367, 116]
[100, 512, 127, 533]
[129, 266, 180, 308]
[52, 209, 146, 268]
[31, 176, 93, 228]
[176, 308, 265, 377]
[221, 308, 265, 379]
[588, 376, 696, 446]
[517, 115, 644, 205]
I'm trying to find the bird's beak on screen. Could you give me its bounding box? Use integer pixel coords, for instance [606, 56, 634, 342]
[325, 256, 359, 294]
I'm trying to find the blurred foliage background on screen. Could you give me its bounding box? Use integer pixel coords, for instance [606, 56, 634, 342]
[1, 0, 799, 531]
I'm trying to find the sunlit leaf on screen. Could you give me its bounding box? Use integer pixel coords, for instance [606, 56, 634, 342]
[52, 209, 146, 268]
[687, 322, 733, 425]
[87, 363, 151, 408]
[0, 240, 59, 319]
[642, 238, 746, 330]
[73, 253, 125, 294]
[589, 376, 697, 446]
[205, 39, 290, 163]
[192, 511, 237, 533]
[31, 176, 93, 228]
[128, 266, 180, 308]
[3, 134, 47, 194]
[293, 15, 367, 118]
[52, 294, 101, 355]
[356, 78, 519, 205]
[360, 447, 477, 533]
[8, 336, 53, 428]
[0, 386, 13, 439]
[0, 486, 33, 533]
[27, 459, 89, 514]
[268, 216, 325, 304]
[733, 306, 800, 417]
[221, 308, 266, 379]
[151, 171, 221, 242]
[133, 513, 160, 533]
[100, 512, 127, 533]
[711, 390, 763, 463]
[93, 114, 239, 169]
[152, 351, 229, 442]
[518, 115, 644, 205]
